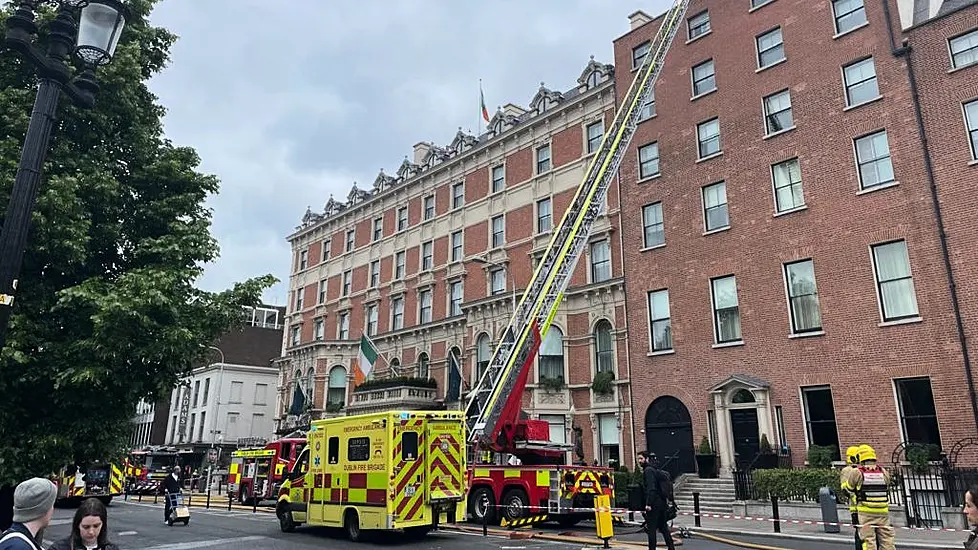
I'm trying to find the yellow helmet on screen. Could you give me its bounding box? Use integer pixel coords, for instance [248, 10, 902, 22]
[846, 446, 861, 465]
[857, 444, 877, 463]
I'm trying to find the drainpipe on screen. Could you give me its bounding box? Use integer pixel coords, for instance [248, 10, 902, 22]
[880, 0, 978, 433]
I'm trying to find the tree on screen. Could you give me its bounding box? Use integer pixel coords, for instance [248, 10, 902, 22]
[0, 0, 277, 526]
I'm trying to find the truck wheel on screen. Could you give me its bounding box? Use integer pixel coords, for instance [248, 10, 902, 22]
[239, 488, 249, 505]
[467, 487, 496, 525]
[277, 504, 296, 533]
[501, 489, 529, 523]
[345, 510, 363, 542]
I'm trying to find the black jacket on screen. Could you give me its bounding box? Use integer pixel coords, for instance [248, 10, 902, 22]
[643, 463, 673, 511]
[162, 473, 182, 494]
[0, 524, 42, 550]
[47, 537, 120, 550]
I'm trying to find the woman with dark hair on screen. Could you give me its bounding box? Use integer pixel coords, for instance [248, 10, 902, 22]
[48, 498, 118, 550]
[963, 485, 978, 550]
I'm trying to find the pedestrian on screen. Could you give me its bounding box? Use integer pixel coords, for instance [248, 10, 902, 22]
[0, 478, 57, 550]
[637, 451, 676, 550]
[161, 466, 182, 524]
[47, 498, 119, 550]
[962, 484, 978, 550]
[846, 444, 894, 550]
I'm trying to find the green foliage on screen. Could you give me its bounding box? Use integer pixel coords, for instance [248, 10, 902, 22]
[539, 376, 564, 392]
[697, 435, 713, 455]
[906, 444, 941, 473]
[0, 1, 276, 486]
[806, 445, 836, 469]
[590, 370, 614, 395]
[753, 469, 841, 502]
[353, 376, 437, 392]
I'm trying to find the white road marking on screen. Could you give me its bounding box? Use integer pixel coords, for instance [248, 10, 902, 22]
[117, 531, 138, 536]
[139, 535, 267, 550]
[48, 519, 72, 526]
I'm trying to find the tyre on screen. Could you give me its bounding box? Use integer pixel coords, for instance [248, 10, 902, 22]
[345, 510, 363, 542]
[500, 489, 529, 523]
[277, 504, 296, 533]
[467, 487, 496, 525]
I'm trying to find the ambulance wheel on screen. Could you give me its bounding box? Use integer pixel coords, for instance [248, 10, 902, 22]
[344, 510, 363, 542]
[501, 489, 529, 523]
[277, 504, 296, 533]
[468, 487, 496, 525]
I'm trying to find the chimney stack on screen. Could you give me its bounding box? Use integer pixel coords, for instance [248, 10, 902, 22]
[413, 142, 432, 165]
[628, 10, 652, 30]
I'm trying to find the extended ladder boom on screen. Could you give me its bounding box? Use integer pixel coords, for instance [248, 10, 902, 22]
[465, 0, 691, 449]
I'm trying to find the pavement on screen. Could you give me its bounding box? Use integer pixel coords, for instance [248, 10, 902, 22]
[39, 496, 968, 550]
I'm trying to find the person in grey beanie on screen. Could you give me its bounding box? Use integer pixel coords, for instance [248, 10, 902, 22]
[0, 478, 57, 550]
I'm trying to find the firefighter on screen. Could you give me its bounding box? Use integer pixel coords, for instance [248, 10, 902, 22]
[848, 444, 894, 550]
[839, 446, 864, 550]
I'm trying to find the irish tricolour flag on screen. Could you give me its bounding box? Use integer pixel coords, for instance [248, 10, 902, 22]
[355, 335, 379, 385]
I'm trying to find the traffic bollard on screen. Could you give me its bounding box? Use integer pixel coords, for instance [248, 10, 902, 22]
[253, 496, 257, 514]
[228, 494, 232, 512]
[188, 493, 192, 508]
[481, 495, 488, 537]
[693, 492, 701, 527]
[154, 493, 158, 504]
[771, 495, 781, 533]
[137, 493, 142, 503]
[206, 490, 211, 509]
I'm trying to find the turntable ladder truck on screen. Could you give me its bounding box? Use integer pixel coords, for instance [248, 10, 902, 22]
[461, 0, 690, 527]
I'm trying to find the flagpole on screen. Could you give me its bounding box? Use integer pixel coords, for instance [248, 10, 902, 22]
[478, 78, 483, 134]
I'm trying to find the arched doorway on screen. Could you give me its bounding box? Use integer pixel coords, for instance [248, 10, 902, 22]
[645, 396, 695, 480]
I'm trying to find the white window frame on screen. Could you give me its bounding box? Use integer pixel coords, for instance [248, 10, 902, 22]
[691, 58, 716, 97]
[638, 142, 660, 179]
[831, 0, 868, 36]
[642, 202, 664, 249]
[647, 289, 672, 352]
[853, 129, 895, 190]
[949, 29, 978, 70]
[870, 240, 920, 323]
[756, 26, 785, 69]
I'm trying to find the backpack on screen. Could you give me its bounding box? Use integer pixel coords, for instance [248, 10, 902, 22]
[0, 529, 42, 550]
[648, 467, 678, 521]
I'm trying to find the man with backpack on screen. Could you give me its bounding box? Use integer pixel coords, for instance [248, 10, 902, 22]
[0, 478, 57, 550]
[638, 451, 676, 550]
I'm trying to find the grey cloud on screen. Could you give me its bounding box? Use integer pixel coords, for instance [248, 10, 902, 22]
[146, 0, 672, 304]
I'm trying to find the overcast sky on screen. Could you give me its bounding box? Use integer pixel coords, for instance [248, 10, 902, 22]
[146, 0, 672, 305]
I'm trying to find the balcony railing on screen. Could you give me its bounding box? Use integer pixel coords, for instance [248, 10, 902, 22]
[345, 384, 439, 415]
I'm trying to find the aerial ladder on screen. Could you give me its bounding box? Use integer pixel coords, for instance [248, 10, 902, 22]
[464, 0, 691, 459]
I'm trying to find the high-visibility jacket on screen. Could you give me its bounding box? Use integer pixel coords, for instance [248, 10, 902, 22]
[839, 465, 858, 513]
[854, 466, 890, 514]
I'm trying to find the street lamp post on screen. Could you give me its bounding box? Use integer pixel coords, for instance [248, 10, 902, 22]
[0, 0, 126, 348]
[205, 345, 225, 495]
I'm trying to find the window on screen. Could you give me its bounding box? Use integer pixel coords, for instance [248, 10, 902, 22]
[449, 281, 463, 316]
[688, 11, 711, 40]
[702, 181, 729, 231]
[802, 386, 840, 460]
[697, 118, 721, 158]
[476, 334, 491, 381]
[586, 121, 604, 153]
[751, 0, 774, 7]
[763, 89, 794, 134]
[289, 325, 300, 346]
[318, 279, 327, 304]
[639, 89, 656, 121]
[452, 182, 464, 209]
[539, 326, 564, 383]
[536, 144, 551, 173]
[491, 215, 505, 248]
[632, 41, 650, 69]
[298, 249, 308, 270]
[423, 195, 435, 220]
[254, 383, 268, 406]
[348, 437, 370, 462]
[369, 260, 380, 288]
[345, 229, 355, 252]
[638, 142, 660, 179]
[949, 29, 978, 69]
[711, 275, 742, 344]
[321, 240, 330, 262]
[338, 311, 349, 339]
[193, 380, 200, 407]
[294, 289, 303, 311]
[642, 202, 664, 248]
[692, 59, 716, 96]
[372, 217, 383, 241]
[327, 366, 346, 406]
[451, 230, 463, 262]
[342, 270, 351, 296]
[419, 289, 432, 323]
[366, 303, 378, 336]
[594, 320, 614, 373]
[541, 414, 566, 445]
[421, 241, 433, 271]
[756, 27, 785, 68]
[784, 259, 822, 333]
[314, 318, 324, 340]
[490, 268, 506, 295]
[229, 381, 243, 404]
[536, 198, 552, 233]
[597, 413, 620, 466]
[895, 377, 942, 449]
[965, 100, 978, 161]
[647, 289, 672, 352]
[871, 240, 919, 321]
[590, 240, 611, 283]
[417, 352, 430, 379]
[397, 206, 408, 231]
[395, 250, 405, 279]
[491, 165, 505, 193]
[832, 0, 867, 34]
[843, 57, 879, 107]
[772, 158, 805, 212]
[203, 378, 210, 404]
[854, 130, 895, 190]
[391, 296, 404, 330]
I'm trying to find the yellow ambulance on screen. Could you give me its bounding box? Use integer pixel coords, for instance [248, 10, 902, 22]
[276, 410, 467, 541]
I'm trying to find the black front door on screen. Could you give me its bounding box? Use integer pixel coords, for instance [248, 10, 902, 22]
[644, 396, 696, 480]
[730, 409, 759, 469]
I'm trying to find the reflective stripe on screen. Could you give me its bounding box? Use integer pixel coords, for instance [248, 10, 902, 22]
[856, 468, 889, 512]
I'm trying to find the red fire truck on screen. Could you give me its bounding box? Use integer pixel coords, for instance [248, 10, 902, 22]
[227, 437, 305, 504]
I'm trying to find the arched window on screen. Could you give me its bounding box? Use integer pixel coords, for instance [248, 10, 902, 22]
[587, 70, 600, 88]
[389, 358, 401, 376]
[447, 347, 462, 402]
[327, 366, 347, 405]
[306, 368, 315, 403]
[418, 352, 430, 379]
[732, 388, 756, 404]
[476, 334, 491, 381]
[594, 320, 614, 373]
[538, 327, 564, 383]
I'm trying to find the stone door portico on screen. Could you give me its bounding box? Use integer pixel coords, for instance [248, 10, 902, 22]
[710, 375, 774, 476]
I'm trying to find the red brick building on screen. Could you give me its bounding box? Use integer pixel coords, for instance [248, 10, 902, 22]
[276, 57, 637, 466]
[614, 0, 978, 477]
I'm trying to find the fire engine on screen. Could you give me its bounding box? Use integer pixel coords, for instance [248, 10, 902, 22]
[227, 436, 306, 504]
[53, 462, 125, 506]
[125, 446, 193, 494]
